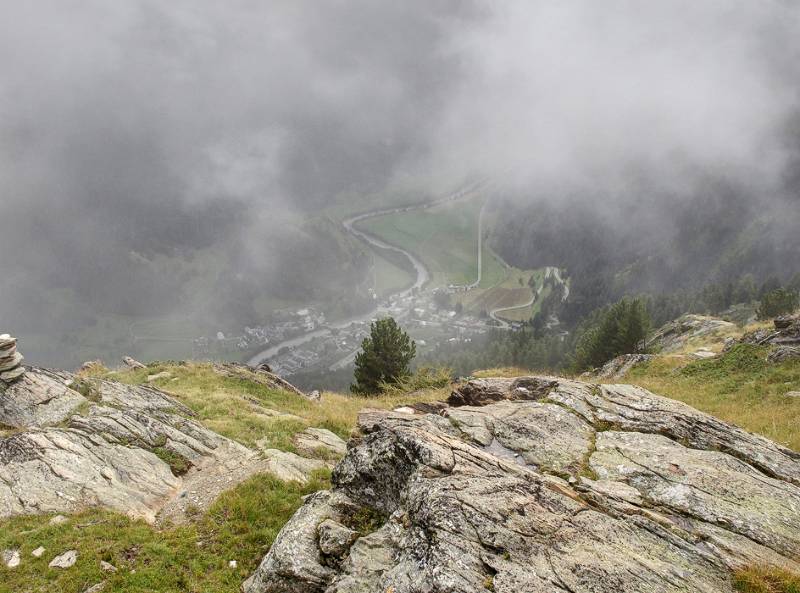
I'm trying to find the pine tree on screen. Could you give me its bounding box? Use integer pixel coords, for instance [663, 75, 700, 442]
[350, 317, 416, 395]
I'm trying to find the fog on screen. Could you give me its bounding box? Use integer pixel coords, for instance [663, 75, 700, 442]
[2, 1, 799, 364]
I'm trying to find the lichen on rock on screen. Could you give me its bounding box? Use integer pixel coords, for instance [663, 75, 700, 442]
[244, 376, 800, 593]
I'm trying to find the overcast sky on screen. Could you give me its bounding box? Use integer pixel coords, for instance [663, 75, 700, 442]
[2, 1, 799, 335]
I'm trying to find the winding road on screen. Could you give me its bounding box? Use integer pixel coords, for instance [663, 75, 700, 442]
[247, 180, 487, 368]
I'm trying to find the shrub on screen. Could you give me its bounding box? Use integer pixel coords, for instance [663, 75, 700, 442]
[378, 365, 452, 396]
[757, 288, 799, 320]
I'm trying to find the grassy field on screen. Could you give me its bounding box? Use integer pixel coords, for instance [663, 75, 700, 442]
[454, 267, 545, 319]
[112, 363, 447, 450]
[358, 195, 487, 287]
[0, 473, 329, 593]
[624, 344, 800, 451]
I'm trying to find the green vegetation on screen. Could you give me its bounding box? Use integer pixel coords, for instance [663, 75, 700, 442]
[109, 362, 443, 449]
[626, 344, 800, 450]
[758, 287, 799, 320]
[573, 297, 650, 371]
[0, 472, 329, 593]
[358, 195, 489, 287]
[343, 506, 387, 536]
[733, 565, 800, 593]
[351, 317, 416, 395]
[378, 365, 452, 396]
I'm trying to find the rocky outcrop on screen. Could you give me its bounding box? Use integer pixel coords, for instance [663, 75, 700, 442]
[245, 376, 800, 593]
[740, 314, 800, 349]
[0, 366, 251, 522]
[593, 353, 654, 379]
[215, 362, 314, 400]
[294, 428, 347, 458]
[768, 346, 800, 364]
[647, 314, 735, 353]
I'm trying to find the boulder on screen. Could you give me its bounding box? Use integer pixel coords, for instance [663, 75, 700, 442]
[245, 376, 800, 593]
[2, 549, 20, 568]
[257, 447, 330, 484]
[122, 356, 146, 370]
[294, 427, 347, 458]
[647, 315, 735, 353]
[594, 353, 654, 379]
[768, 346, 800, 364]
[49, 550, 78, 569]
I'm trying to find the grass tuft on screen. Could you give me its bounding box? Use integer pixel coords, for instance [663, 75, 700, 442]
[733, 565, 800, 593]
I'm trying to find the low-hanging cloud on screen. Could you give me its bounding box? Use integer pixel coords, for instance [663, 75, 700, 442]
[1, 1, 799, 363]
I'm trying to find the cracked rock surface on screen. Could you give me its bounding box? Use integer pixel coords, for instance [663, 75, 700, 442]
[0, 367, 252, 522]
[244, 376, 800, 593]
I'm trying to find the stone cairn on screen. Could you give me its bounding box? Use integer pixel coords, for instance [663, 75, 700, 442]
[0, 334, 25, 384]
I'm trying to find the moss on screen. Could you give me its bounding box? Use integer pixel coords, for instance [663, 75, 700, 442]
[71, 377, 101, 402]
[152, 447, 192, 476]
[344, 506, 387, 536]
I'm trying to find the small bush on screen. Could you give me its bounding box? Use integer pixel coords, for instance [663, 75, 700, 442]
[379, 365, 452, 396]
[757, 288, 799, 320]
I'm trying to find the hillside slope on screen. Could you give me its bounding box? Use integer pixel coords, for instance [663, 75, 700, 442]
[1, 325, 799, 592]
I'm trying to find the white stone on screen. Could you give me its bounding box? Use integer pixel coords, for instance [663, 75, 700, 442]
[31, 546, 45, 558]
[2, 549, 20, 568]
[49, 549, 78, 569]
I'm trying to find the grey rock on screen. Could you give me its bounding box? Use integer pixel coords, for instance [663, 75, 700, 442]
[82, 583, 106, 593]
[122, 356, 146, 370]
[0, 366, 27, 383]
[0, 368, 86, 428]
[740, 314, 800, 348]
[146, 371, 173, 382]
[318, 519, 359, 557]
[0, 367, 251, 523]
[447, 376, 558, 406]
[294, 427, 347, 458]
[100, 560, 117, 572]
[595, 353, 654, 379]
[245, 376, 800, 593]
[786, 391, 800, 398]
[0, 351, 22, 371]
[49, 549, 78, 569]
[2, 548, 20, 568]
[768, 346, 800, 364]
[78, 360, 104, 373]
[31, 546, 45, 558]
[49, 514, 67, 525]
[308, 389, 321, 401]
[647, 314, 735, 353]
[257, 447, 330, 484]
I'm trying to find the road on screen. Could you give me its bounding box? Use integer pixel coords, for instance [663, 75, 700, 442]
[248, 180, 488, 368]
[487, 266, 566, 328]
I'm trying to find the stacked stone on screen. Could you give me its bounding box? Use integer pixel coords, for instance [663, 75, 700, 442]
[0, 334, 25, 384]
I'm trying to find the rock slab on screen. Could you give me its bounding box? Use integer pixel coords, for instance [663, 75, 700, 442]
[244, 376, 800, 593]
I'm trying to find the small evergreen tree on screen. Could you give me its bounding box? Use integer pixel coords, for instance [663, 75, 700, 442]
[573, 297, 650, 371]
[757, 288, 799, 320]
[350, 317, 416, 395]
